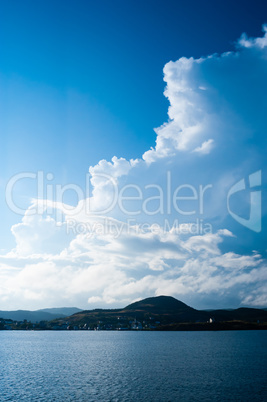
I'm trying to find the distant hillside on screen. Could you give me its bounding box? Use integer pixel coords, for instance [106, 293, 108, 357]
[120, 295, 208, 323]
[210, 308, 267, 326]
[2, 297, 267, 330]
[38, 307, 82, 316]
[0, 307, 82, 323]
[49, 296, 267, 331]
[124, 296, 194, 313]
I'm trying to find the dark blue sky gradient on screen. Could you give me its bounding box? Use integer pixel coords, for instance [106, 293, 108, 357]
[0, 0, 266, 163]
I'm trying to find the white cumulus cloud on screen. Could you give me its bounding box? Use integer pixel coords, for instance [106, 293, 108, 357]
[1, 26, 267, 310]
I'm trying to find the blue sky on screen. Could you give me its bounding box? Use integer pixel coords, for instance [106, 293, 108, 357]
[0, 0, 267, 310]
[0, 0, 265, 248]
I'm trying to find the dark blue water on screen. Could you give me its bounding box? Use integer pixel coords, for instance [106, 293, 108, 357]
[0, 330, 266, 401]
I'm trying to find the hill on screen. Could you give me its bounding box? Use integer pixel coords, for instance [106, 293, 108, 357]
[0, 307, 82, 323]
[1, 297, 267, 330]
[123, 295, 193, 313]
[50, 296, 267, 330]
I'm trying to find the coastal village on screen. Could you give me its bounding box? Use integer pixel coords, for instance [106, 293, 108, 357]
[1, 296, 267, 331]
[0, 316, 161, 331]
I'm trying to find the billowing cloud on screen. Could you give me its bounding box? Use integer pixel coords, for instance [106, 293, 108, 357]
[0, 203, 266, 310]
[193, 139, 214, 155]
[1, 27, 267, 310]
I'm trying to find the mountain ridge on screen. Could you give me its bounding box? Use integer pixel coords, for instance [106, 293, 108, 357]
[0, 307, 82, 323]
[50, 296, 267, 330]
[1, 297, 267, 328]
